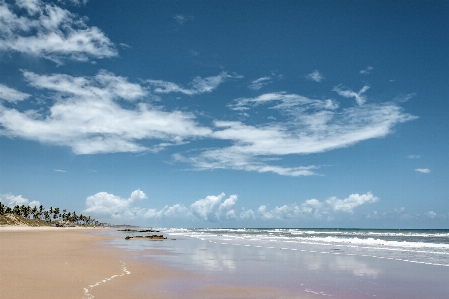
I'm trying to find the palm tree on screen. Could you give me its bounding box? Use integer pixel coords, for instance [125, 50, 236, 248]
[31, 206, 38, 219]
[53, 207, 60, 221]
[43, 211, 50, 222]
[39, 205, 44, 220]
[13, 205, 20, 216]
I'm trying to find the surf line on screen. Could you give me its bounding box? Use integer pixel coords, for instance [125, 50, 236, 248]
[83, 261, 131, 299]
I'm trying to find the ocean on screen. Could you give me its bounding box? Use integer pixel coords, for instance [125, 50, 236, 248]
[105, 228, 449, 298]
[166, 228, 449, 267]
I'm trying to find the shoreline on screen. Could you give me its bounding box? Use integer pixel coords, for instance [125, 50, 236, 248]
[3, 226, 448, 299]
[0, 227, 288, 299]
[0, 227, 190, 299]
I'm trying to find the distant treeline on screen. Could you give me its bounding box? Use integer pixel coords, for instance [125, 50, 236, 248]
[0, 202, 103, 226]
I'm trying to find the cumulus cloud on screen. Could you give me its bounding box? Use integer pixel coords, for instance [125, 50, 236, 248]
[0, 193, 40, 207]
[0, 84, 30, 103]
[415, 168, 430, 174]
[306, 70, 325, 82]
[333, 85, 370, 105]
[239, 208, 255, 220]
[0, 70, 211, 154]
[147, 72, 231, 95]
[0, 0, 117, 64]
[257, 192, 379, 221]
[326, 192, 379, 214]
[360, 66, 374, 75]
[83, 189, 148, 219]
[190, 193, 238, 222]
[82, 191, 239, 223]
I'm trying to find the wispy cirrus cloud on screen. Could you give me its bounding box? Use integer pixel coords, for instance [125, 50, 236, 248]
[0, 70, 211, 154]
[407, 155, 420, 159]
[0, 67, 417, 177]
[394, 93, 416, 103]
[333, 85, 370, 105]
[415, 168, 430, 174]
[248, 77, 272, 90]
[0, 0, 117, 64]
[306, 70, 325, 82]
[177, 91, 416, 176]
[146, 72, 232, 95]
[0, 84, 30, 103]
[360, 66, 374, 74]
[173, 14, 194, 25]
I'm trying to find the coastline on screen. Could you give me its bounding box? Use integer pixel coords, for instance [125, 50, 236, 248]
[2, 226, 448, 299]
[0, 227, 288, 299]
[0, 227, 189, 299]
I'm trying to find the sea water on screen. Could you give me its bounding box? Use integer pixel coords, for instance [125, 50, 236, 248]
[165, 228, 449, 267]
[105, 228, 449, 298]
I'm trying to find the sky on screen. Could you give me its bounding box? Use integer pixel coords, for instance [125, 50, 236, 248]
[0, 0, 448, 228]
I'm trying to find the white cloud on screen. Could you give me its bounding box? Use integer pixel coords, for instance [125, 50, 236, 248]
[0, 0, 117, 64]
[425, 211, 437, 219]
[239, 208, 255, 220]
[306, 70, 325, 82]
[0, 67, 416, 178]
[178, 95, 415, 176]
[407, 155, 420, 159]
[0, 193, 40, 207]
[248, 77, 271, 90]
[83, 189, 147, 219]
[415, 168, 430, 173]
[333, 85, 370, 105]
[0, 70, 211, 154]
[257, 193, 378, 221]
[394, 93, 416, 102]
[229, 92, 339, 112]
[57, 0, 88, 6]
[82, 191, 239, 223]
[360, 66, 374, 75]
[0, 84, 30, 103]
[326, 192, 379, 214]
[190, 193, 238, 222]
[54, 169, 67, 172]
[147, 72, 231, 95]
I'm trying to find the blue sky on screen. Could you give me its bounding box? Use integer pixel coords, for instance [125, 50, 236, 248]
[0, 0, 448, 228]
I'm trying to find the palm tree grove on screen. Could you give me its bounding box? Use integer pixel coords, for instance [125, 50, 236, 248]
[0, 202, 103, 227]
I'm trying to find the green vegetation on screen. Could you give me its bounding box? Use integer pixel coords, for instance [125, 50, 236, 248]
[0, 202, 103, 227]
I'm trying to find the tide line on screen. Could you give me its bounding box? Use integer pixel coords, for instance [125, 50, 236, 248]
[83, 261, 131, 299]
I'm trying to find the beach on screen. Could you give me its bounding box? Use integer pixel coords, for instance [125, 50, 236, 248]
[0, 227, 189, 299]
[1, 227, 449, 299]
[0, 227, 289, 299]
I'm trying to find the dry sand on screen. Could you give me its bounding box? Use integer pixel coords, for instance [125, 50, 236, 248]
[0, 227, 188, 299]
